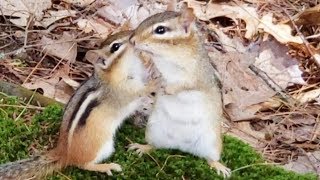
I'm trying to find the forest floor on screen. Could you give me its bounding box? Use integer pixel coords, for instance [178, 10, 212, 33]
[0, 94, 317, 179]
[0, 0, 319, 178]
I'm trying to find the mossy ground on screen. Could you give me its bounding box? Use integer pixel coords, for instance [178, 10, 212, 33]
[0, 94, 317, 179]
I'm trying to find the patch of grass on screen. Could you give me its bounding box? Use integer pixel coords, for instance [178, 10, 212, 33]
[0, 95, 317, 179]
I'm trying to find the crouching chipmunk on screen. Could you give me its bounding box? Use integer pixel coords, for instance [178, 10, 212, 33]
[0, 30, 159, 179]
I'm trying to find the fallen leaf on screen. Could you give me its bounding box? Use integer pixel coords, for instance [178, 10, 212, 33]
[40, 32, 77, 63]
[295, 88, 320, 104]
[277, 125, 314, 143]
[22, 65, 74, 103]
[284, 114, 316, 126]
[227, 122, 266, 149]
[121, 0, 167, 28]
[0, 0, 52, 26]
[209, 49, 276, 120]
[62, 0, 95, 7]
[208, 24, 247, 53]
[185, 0, 260, 39]
[254, 39, 306, 88]
[39, 10, 77, 28]
[77, 18, 114, 39]
[85, 50, 101, 64]
[293, 4, 320, 26]
[258, 13, 303, 44]
[97, 5, 126, 25]
[283, 151, 320, 174]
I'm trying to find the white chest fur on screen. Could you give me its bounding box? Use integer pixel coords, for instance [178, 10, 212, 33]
[146, 90, 220, 159]
[153, 56, 193, 85]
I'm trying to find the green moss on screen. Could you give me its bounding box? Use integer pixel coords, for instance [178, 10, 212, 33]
[0, 96, 317, 179]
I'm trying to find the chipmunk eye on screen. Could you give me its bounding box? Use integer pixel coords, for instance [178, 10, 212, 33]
[154, 26, 169, 34]
[110, 43, 122, 53]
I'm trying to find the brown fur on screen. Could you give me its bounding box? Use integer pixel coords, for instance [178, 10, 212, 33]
[0, 31, 156, 179]
[130, 8, 229, 176]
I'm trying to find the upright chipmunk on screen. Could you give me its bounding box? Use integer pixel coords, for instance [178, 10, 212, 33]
[0, 30, 157, 179]
[128, 6, 231, 178]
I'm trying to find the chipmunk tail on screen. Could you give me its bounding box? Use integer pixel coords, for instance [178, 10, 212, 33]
[0, 152, 62, 179]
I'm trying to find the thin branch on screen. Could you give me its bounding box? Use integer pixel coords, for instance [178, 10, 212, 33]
[283, 9, 320, 67]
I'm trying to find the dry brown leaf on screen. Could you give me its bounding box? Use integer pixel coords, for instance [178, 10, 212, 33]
[254, 39, 306, 88]
[294, 88, 320, 104]
[40, 32, 77, 63]
[209, 25, 247, 53]
[209, 50, 276, 121]
[209, 27, 307, 121]
[96, 0, 168, 29]
[39, 10, 77, 28]
[227, 122, 266, 149]
[85, 50, 101, 64]
[22, 66, 74, 103]
[258, 13, 303, 44]
[77, 18, 114, 39]
[293, 4, 320, 26]
[284, 114, 316, 126]
[313, 53, 320, 66]
[123, 0, 167, 28]
[284, 151, 320, 174]
[185, 0, 259, 39]
[277, 124, 314, 144]
[0, 0, 52, 26]
[97, 5, 126, 25]
[62, 0, 95, 7]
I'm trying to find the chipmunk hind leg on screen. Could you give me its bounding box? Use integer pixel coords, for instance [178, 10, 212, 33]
[206, 128, 231, 178]
[76, 138, 122, 176]
[80, 163, 122, 176]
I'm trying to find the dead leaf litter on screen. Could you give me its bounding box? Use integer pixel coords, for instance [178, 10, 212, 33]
[0, 0, 319, 175]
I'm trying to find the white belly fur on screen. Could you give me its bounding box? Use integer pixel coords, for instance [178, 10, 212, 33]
[146, 90, 221, 161]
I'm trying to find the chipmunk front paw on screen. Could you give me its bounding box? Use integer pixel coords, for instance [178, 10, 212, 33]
[127, 143, 154, 157]
[81, 162, 122, 176]
[208, 161, 231, 179]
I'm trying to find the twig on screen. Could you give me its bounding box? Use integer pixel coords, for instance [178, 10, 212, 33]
[249, 64, 297, 106]
[23, 50, 48, 84]
[283, 9, 320, 67]
[0, 104, 44, 110]
[311, 114, 320, 141]
[3, 36, 97, 56]
[231, 162, 280, 173]
[24, 14, 34, 47]
[156, 155, 185, 177]
[306, 33, 320, 40]
[49, 42, 76, 74]
[54, 171, 72, 180]
[14, 90, 36, 121]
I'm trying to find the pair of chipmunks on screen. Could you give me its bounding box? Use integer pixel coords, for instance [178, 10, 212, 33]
[0, 7, 231, 179]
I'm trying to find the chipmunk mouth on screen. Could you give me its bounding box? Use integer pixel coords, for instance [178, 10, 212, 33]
[133, 45, 154, 56]
[129, 36, 154, 55]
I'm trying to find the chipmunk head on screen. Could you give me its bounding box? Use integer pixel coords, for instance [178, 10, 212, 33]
[93, 30, 150, 91]
[129, 6, 196, 57]
[94, 30, 133, 70]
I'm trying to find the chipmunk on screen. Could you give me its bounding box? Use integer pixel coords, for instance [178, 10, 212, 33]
[0, 30, 158, 179]
[128, 5, 231, 178]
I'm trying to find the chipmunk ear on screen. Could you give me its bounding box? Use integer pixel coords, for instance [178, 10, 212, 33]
[179, 3, 195, 33]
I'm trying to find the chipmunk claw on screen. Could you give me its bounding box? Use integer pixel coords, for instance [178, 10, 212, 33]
[127, 143, 154, 156]
[208, 161, 231, 179]
[81, 162, 122, 176]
